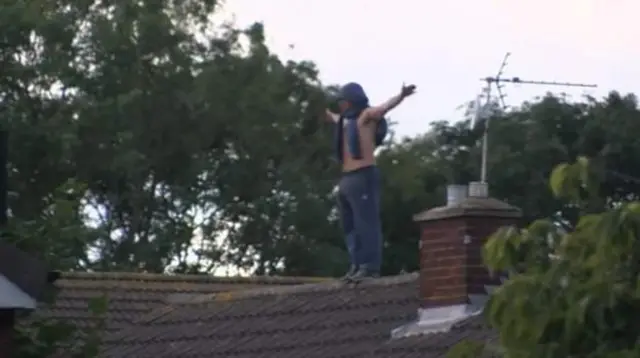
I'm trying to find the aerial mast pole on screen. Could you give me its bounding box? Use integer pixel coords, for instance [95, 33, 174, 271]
[475, 52, 598, 185]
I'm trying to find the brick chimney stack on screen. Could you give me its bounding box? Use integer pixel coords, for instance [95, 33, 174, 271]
[391, 182, 521, 338]
[413, 182, 521, 309]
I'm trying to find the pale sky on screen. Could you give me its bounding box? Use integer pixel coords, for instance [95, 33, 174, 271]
[221, 0, 639, 138]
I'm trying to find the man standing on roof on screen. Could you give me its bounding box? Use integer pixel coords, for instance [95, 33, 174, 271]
[325, 82, 416, 280]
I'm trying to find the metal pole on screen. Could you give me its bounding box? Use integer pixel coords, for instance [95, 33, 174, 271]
[479, 84, 492, 184]
[0, 130, 7, 228]
[480, 128, 489, 183]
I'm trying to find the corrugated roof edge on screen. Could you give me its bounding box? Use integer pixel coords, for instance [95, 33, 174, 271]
[59, 271, 331, 285]
[166, 272, 419, 305]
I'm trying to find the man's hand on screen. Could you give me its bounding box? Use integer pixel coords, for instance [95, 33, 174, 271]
[324, 109, 340, 123]
[364, 83, 417, 122]
[401, 83, 417, 98]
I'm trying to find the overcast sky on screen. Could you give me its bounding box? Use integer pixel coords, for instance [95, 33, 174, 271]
[220, 0, 639, 138]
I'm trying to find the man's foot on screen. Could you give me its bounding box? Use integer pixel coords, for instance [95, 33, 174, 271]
[341, 265, 358, 281]
[349, 266, 380, 282]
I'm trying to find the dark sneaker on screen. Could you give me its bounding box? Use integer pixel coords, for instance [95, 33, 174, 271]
[341, 265, 358, 281]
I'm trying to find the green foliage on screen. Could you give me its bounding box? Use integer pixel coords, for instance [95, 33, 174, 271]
[446, 340, 500, 358]
[7, 179, 108, 357]
[14, 318, 77, 358]
[477, 158, 640, 357]
[8, 0, 640, 354]
[385, 92, 640, 277]
[15, 292, 108, 358]
[10, 0, 640, 355]
[5, 0, 640, 282]
[1, 0, 338, 275]
[79, 295, 109, 358]
[6, 179, 94, 270]
[376, 134, 449, 274]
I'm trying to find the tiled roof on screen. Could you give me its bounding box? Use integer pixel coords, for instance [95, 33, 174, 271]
[37, 271, 326, 332]
[99, 273, 495, 358]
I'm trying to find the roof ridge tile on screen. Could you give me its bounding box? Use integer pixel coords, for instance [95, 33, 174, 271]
[167, 273, 419, 305]
[60, 271, 328, 284]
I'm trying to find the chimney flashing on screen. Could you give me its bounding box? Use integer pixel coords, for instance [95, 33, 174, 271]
[391, 304, 482, 338]
[391, 279, 508, 339]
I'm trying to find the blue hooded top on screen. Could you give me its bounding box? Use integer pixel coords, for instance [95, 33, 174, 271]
[335, 82, 388, 162]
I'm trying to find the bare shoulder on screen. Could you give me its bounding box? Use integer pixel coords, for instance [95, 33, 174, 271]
[357, 108, 378, 126]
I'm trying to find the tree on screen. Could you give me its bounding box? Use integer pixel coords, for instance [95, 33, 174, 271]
[10, 0, 640, 279]
[1, 1, 339, 274]
[432, 92, 640, 227]
[375, 92, 640, 276]
[2, 179, 108, 357]
[450, 157, 640, 357]
[16, 294, 107, 358]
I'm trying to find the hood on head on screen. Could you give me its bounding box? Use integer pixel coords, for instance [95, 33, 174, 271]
[338, 82, 369, 109]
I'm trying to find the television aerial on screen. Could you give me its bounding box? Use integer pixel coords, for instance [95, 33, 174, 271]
[473, 52, 598, 184]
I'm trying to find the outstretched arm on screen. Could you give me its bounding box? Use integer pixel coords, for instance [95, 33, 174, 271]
[364, 84, 416, 122]
[324, 109, 340, 123]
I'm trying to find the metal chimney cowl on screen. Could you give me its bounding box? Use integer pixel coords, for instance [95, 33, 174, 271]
[446, 184, 468, 207]
[468, 181, 489, 198]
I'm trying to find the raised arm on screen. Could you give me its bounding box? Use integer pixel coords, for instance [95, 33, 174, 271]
[364, 84, 416, 121]
[324, 109, 340, 123]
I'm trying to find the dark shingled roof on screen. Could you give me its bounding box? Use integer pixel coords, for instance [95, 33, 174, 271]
[37, 271, 326, 332]
[99, 273, 496, 358]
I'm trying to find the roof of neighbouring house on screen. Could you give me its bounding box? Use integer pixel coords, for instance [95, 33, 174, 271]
[98, 273, 496, 358]
[0, 241, 52, 303]
[37, 271, 327, 332]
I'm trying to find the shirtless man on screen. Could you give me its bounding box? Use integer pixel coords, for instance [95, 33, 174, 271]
[325, 82, 416, 280]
